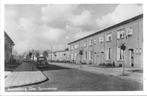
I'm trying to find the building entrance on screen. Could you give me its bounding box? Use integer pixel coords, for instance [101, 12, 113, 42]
[129, 49, 134, 67]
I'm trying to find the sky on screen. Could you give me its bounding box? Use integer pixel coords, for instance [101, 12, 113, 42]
[5, 4, 143, 54]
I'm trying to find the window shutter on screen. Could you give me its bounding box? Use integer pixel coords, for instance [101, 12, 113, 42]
[117, 47, 120, 60]
[117, 31, 120, 39]
[88, 51, 90, 60]
[94, 39, 96, 44]
[85, 51, 87, 59]
[71, 54, 73, 60]
[120, 49, 124, 60]
[127, 27, 133, 36]
[128, 28, 133, 35]
[105, 49, 108, 60]
[106, 35, 108, 41]
[74, 53, 77, 60]
[109, 48, 111, 59]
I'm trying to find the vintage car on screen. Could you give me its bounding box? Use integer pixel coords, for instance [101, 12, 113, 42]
[37, 56, 48, 67]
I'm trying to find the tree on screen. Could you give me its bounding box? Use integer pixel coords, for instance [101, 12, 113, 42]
[54, 52, 57, 57]
[29, 52, 32, 58]
[65, 48, 69, 51]
[35, 51, 40, 58]
[120, 43, 127, 75]
[43, 50, 48, 58]
[79, 49, 83, 64]
[120, 43, 126, 51]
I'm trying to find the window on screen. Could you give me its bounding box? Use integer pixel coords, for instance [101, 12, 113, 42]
[93, 39, 96, 44]
[126, 27, 133, 37]
[74, 44, 79, 49]
[84, 41, 87, 47]
[82, 51, 86, 61]
[88, 40, 92, 46]
[74, 53, 77, 60]
[106, 48, 111, 60]
[70, 45, 74, 50]
[117, 29, 126, 39]
[71, 54, 74, 60]
[117, 47, 124, 60]
[85, 51, 87, 59]
[88, 51, 92, 60]
[106, 34, 112, 41]
[99, 37, 104, 43]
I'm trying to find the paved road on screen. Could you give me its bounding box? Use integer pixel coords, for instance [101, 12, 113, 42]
[7, 63, 143, 91]
[14, 61, 39, 71]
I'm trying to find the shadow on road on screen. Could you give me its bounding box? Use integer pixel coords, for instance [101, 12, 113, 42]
[37, 64, 70, 71]
[5, 61, 21, 71]
[5, 61, 70, 72]
[11, 61, 40, 72]
[5, 64, 20, 71]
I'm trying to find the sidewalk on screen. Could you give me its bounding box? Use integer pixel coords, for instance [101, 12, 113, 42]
[5, 62, 48, 88]
[49, 62, 143, 84]
[5, 71, 12, 78]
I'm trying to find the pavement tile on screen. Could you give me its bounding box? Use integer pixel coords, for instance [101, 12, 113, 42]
[5, 61, 48, 88]
[5, 71, 47, 88]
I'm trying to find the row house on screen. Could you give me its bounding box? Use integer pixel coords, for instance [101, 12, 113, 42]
[47, 49, 69, 62]
[68, 14, 143, 68]
[5, 32, 15, 64]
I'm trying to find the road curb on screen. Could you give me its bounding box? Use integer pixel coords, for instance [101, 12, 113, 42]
[5, 71, 48, 89]
[5, 77, 48, 89]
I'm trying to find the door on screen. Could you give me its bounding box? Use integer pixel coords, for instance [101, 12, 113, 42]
[129, 49, 134, 67]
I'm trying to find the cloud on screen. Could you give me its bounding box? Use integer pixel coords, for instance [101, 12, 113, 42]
[96, 4, 143, 28]
[66, 25, 95, 40]
[18, 17, 35, 31]
[5, 4, 142, 54]
[73, 30, 94, 40]
[5, 9, 18, 39]
[6, 14, 66, 53]
[69, 10, 92, 26]
[41, 5, 77, 23]
[68, 10, 98, 31]
[40, 25, 66, 42]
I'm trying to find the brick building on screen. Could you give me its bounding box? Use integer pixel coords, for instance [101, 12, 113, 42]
[5, 32, 15, 64]
[68, 14, 143, 68]
[47, 49, 69, 62]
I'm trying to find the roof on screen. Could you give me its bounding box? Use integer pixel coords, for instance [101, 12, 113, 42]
[5, 31, 15, 45]
[53, 50, 68, 53]
[68, 14, 143, 45]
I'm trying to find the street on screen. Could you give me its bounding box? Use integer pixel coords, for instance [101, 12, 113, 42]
[6, 62, 143, 91]
[4, 4, 144, 94]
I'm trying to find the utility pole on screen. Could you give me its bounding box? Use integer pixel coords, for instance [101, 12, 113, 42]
[51, 46, 53, 62]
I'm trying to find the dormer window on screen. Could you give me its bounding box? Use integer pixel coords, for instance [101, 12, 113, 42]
[74, 44, 79, 49]
[106, 34, 112, 41]
[88, 40, 92, 46]
[126, 27, 133, 37]
[117, 29, 126, 39]
[93, 39, 96, 45]
[70, 45, 74, 50]
[99, 37, 104, 43]
[84, 41, 87, 47]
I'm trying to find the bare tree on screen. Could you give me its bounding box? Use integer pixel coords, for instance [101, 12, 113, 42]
[79, 49, 83, 64]
[35, 50, 40, 58]
[43, 50, 48, 58]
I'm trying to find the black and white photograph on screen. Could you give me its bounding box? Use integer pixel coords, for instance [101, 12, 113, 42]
[3, 3, 144, 93]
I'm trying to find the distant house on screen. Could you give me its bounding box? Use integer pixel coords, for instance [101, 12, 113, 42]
[5, 32, 15, 64]
[48, 49, 69, 62]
